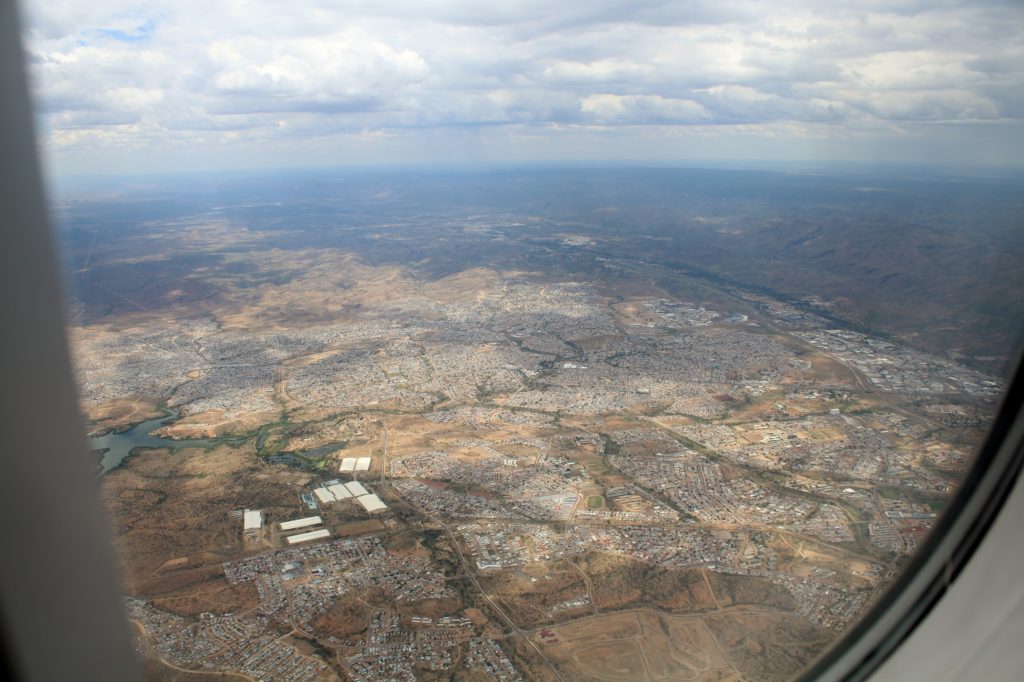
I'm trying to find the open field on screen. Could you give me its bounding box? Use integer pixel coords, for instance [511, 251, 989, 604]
[536, 610, 740, 681]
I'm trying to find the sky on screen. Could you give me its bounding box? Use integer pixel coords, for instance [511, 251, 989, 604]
[20, 0, 1024, 176]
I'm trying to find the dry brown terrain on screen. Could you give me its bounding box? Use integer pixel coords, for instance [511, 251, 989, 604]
[478, 562, 590, 629]
[313, 593, 374, 639]
[150, 574, 261, 616]
[101, 442, 306, 592]
[85, 396, 166, 434]
[536, 610, 742, 681]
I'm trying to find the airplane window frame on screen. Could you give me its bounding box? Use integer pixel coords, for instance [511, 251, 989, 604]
[799, 354, 1024, 681]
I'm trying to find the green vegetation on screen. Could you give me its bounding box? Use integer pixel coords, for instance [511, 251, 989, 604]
[878, 487, 903, 500]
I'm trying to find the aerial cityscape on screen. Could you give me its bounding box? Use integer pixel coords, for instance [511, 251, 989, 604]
[57, 167, 1021, 681]
[17, 0, 1023, 677]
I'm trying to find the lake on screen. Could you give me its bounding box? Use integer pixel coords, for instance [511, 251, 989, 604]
[88, 410, 217, 475]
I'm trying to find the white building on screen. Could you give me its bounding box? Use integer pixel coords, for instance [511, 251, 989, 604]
[345, 481, 368, 497]
[313, 487, 335, 504]
[279, 516, 322, 531]
[285, 528, 330, 545]
[243, 509, 263, 530]
[356, 494, 387, 514]
[355, 457, 372, 471]
[339, 458, 357, 472]
[327, 482, 352, 499]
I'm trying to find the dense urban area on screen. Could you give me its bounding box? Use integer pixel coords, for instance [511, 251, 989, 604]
[64, 169, 1014, 681]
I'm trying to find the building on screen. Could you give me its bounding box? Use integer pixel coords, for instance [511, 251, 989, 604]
[243, 509, 263, 530]
[339, 458, 357, 472]
[313, 487, 335, 504]
[327, 482, 352, 499]
[356, 494, 387, 514]
[242, 509, 263, 545]
[355, 457, 371, 471]
[345, 481, 368, 497]
[279, 516, 322, 531]
[285, 528, 331, 545]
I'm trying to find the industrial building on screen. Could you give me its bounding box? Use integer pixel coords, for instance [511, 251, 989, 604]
[327, 482, 352, 499]
[345, 481, 368, 497]
[279, 516, 322, 531]
[340, 456, 372, 472]
[356, 494, 388, 514]
[285, 528, 331, 545]
[243, 509, 263, 530]
[313, 487, 335, 504]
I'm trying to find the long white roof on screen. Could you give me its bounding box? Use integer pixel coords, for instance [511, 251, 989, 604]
[243, 509, 263, 530]
[327, 483, 352, 499]
[339, 458, 357, 472]
[345, 481, 368, 497]
[355, 457, 372, 471]
[356, 494, 387, 513]
[285, 528, 331, 544]
[279, 515, 322, 531]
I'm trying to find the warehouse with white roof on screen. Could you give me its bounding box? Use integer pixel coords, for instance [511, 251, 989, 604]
[345, 481, 368, 497]
[279, 516, 322, 531]
[355, 457, 371, 471]
[243, 509, 263, 530]
[356, 494, 388, 514]
[286, 528, 330, 545]
[327, 482, 352, 499]
[339, 458, 356, 472]
[313, 487, 335, 504]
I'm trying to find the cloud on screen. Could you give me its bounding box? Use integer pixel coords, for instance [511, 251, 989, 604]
[18, 0, 1024, 172]
[580, 94, 710, 124]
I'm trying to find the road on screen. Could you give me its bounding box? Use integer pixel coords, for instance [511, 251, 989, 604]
[375, 475, 567, 681]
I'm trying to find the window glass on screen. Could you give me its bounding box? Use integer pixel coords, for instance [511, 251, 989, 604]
[23, 1, 1024, 680]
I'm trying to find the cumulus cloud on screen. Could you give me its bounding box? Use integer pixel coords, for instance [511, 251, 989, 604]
[18, 0, 1024, 172]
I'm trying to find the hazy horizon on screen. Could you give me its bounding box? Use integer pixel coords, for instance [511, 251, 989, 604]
[43, 159, 1024, 196]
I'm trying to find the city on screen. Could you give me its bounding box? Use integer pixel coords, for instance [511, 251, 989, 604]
[69, 212, 1001, 680]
